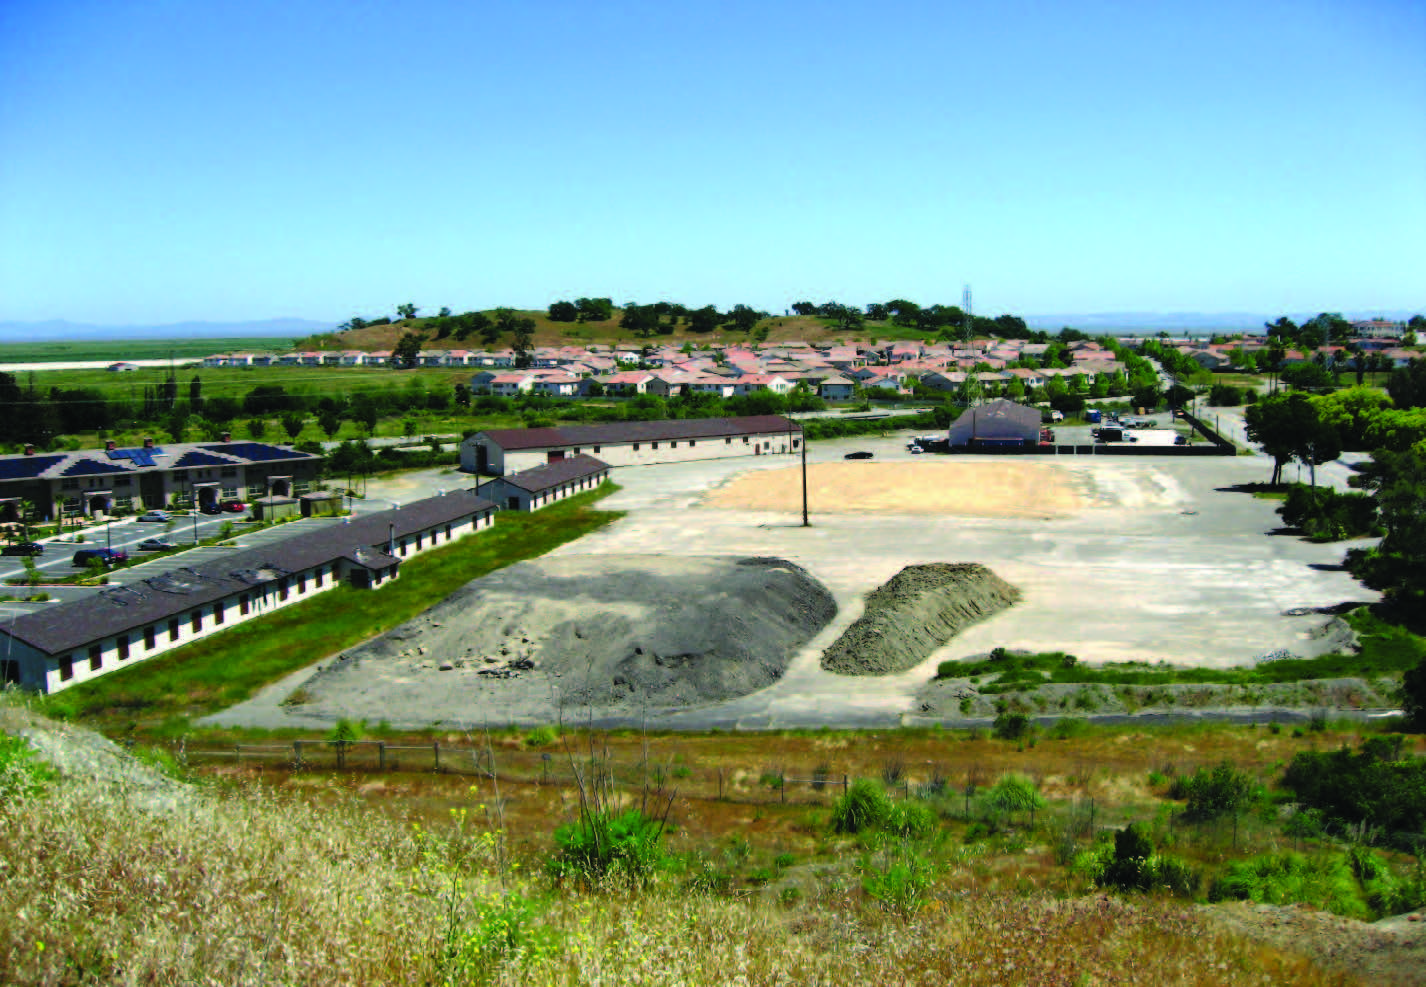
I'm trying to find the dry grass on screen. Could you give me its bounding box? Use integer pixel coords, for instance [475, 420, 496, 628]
[0, 704, 1377, 986]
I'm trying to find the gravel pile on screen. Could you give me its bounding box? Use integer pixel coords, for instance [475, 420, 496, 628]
[821, 563, 1020, 676]
[299, 554, 838, 722]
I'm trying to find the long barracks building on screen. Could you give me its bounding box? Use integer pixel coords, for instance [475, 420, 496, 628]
[460, 415, 803, 476]
[0, 490, 496, 693]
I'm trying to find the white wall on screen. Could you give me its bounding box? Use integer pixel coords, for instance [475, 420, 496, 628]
[464, 430, 800, 476]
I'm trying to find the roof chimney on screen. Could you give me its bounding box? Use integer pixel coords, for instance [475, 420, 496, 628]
[143, 436, 154, 449]
[105, 440, 117, 452]
[23, 443, 35, 456]
[220, 431, 231, 442]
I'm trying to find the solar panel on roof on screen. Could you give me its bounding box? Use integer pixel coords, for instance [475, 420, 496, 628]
[202, 441, 301, 462]
[108, 447, 164, 467]
[62, 459, 131, 477]
[171, 450, 231, 468]
[0, 455, 66, 480]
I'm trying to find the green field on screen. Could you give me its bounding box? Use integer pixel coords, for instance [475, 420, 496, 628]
[0, 337, 296, 364]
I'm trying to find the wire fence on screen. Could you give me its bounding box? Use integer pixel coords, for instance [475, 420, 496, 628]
[183, 739, 923, 806]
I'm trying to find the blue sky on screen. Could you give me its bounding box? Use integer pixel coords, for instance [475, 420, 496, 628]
[1, 0, 1423, 326]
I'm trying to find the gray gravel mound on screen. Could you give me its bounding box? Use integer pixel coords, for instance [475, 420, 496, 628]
[300, 554, 837, 720]
[821, 563, 1020, 676]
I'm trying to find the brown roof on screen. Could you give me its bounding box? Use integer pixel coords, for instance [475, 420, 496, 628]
[502, 455, 610, 494]
[476, 415, 800, 452]
[3, 490, 495, 656]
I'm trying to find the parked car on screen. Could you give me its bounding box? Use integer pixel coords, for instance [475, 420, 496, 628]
[137, 510, 171, 522]
[138, 537, 178, 552]
[219, 500, 247, 513]
[199, 503, 222, 515]
[72, 547, 128, 567]
[1, 542, 44, 557]
[844, 451, 874, 460]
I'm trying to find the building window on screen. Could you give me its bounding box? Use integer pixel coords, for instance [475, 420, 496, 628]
[118, 635, 130, 661]
[191, 611, 201, 633]
[670, 441, 677, 449]
[689, 440, 696, 447]
[239, 594, 250, 615]
[214, 601, 224, 625]
[88, 644, 102, 671]
[652, 442, 659, 450]
[445, 524, 452, 538]
[278, 578, 289, 601]
[633, 443, 640, 451]
[593, 445, 601, 453]
[315, 567, 324, 588]
[793, 439, 800, 449]
[61, 478, 79, 490]
[743, 436, 749, 444]
[297, 573, 306, 593]
[60, 655, 73, 681]
[144, 625, 156, 650]
[573, 447, 580, 454]
[169, 618, 180, 642]
[416, 533, 423, 550]
[726, 437, 732, 444]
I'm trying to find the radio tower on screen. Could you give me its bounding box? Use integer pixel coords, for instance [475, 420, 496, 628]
[962, 284, 972, 342]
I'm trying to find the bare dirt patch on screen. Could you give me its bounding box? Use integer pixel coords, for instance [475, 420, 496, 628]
[702, 460, 1086, 519]
[294, 555, 837, 726]
[822, 563, 1020, 676]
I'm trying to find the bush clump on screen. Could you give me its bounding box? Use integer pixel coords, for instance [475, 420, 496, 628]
[831, 778, 893, 834]
[548, 809, 667, 887]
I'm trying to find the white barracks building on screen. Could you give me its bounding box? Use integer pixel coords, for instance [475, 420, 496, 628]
[461, 415, 803, 476]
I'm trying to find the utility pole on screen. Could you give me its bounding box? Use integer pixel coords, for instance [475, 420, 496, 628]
[800, 422, 809, 528]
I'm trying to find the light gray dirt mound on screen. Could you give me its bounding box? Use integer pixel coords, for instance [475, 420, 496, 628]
[821, 563, 1020, 676]
[299, 555, 837, 721]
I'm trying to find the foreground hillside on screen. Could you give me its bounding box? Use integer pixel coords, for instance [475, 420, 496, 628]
[5, 701, 1425, 986]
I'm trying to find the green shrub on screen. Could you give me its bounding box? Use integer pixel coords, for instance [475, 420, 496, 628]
[1048, 717, 1088, 740]
[861, 848, 936, 918]
[1176, 761, 1257, 822]
[523, 725, 558, 748]
[548, 809, 667, 887]
[992, 712, 1031, 741]
[441, 891, 560, 983]
[986, 773, 1046, 819]
[0, 733, 55, 799]
[1208, 852, 1369, 919]
[883, 801, 938, 839]
[831, 778, 892, 834]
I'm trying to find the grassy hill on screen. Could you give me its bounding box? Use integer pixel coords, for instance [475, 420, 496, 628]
[295, 310, 940, 354]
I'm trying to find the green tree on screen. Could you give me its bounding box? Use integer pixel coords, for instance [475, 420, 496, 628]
[281, 412, 305, 441]
[1387, 359, 1426, 410]
[1345, 447, 1426, 610]
[575, 297, 614, 322]
[317, 408, 343, 440]
[1402, 657, 1426, 732]
[548, 300, 579, 322]
[393, 331, 423, 370]
[245, 417, 267, 441]
[1246, 392, 1323, 485]
[396, 302, 418, 321]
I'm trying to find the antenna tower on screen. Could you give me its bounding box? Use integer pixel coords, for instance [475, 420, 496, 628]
[962, 284, 972, 342]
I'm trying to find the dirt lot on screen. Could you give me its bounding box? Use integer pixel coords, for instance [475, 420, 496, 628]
[208, 436, 1380, 733]
[703, 460, 1086, 519]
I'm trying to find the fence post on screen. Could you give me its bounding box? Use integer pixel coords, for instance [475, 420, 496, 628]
[293, 740, 302, 769]
[718, 768, 724, 801]
[433, 741, 440, 773]
[843, 775, 849, 797]
[378, 742, 386, 771]
[780, 772, 786, 804]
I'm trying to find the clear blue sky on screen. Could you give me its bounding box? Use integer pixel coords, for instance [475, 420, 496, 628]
[2, 0, 1423, 326]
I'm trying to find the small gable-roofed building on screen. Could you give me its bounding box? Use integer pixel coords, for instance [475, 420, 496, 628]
[489, 455, 610, 512]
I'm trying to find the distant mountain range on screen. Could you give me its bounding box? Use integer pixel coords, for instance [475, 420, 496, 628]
[1, 309, 1420, 344]
[0, 318, 332, 343]
[1023, 310, 1422, 333]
